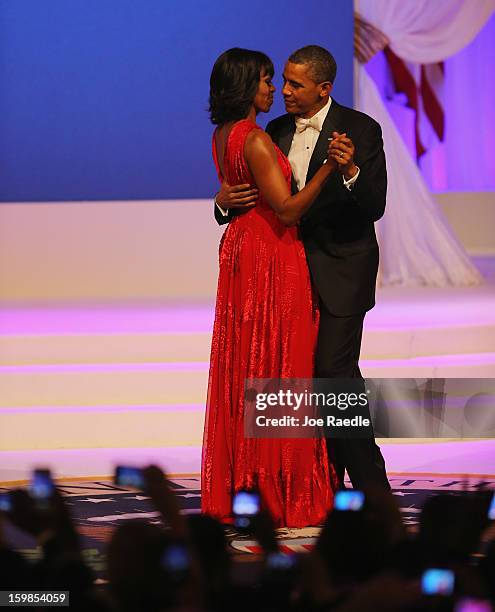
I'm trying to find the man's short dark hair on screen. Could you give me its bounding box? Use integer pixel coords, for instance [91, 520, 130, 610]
[209, 48, 274, 125]
[288, 45, 337, 84]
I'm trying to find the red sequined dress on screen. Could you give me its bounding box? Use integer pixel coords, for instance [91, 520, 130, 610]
[201, 119, 335, 527]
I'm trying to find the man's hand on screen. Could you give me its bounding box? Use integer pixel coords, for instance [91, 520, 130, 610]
[216, 181, 258, 210]
[329, 131, 358, 181]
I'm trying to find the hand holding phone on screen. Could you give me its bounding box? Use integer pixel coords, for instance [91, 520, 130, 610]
[266, 551, 297, 571]
[30, 469, 55, 510]
[233, 490, 260, 531]
[115, 466, 145, 489]
[421, 568, 455, 596]
[488, 492, 495, 520]
[334, 490, 365, 511]
[0, 493, 12, 512]
[161, 542, 190, 582]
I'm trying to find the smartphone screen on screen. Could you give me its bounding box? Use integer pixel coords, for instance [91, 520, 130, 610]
[162, 544, 190, 572]
[161, 543, 190, 582]
[31, 469, 55, 508]
[488, 492, 495, 520]
[421, 568, 455, 596]
[266, 551, 297, 571]
[114, 466, 145, 489]
[232, 490, 260, 530]
[233, 491, 260, 515]
[334, 490, 364, 511]
[0, 493, 12, 512]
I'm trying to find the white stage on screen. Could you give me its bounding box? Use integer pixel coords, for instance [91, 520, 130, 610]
[1, 259, 494, 483]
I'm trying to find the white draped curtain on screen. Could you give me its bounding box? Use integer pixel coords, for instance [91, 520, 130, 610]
[357, 0, 494, 62]
[354, 0, 494, 286]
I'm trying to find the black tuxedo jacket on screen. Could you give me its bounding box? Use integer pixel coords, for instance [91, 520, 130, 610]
[214, 100, 387, 316]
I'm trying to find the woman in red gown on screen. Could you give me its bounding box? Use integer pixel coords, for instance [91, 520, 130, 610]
[202, 48, 337, 528]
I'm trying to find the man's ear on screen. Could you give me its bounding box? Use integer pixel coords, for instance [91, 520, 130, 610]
[320, 81, 333, 98]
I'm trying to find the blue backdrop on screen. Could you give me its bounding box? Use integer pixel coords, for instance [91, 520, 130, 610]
[0, 1, 354, 201]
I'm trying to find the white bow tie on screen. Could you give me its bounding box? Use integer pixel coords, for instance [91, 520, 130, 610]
[295, 116, 321, 133]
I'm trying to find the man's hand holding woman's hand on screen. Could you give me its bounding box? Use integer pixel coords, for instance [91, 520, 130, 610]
[216, 182, 258, 210]
[328, 131, 358, 180]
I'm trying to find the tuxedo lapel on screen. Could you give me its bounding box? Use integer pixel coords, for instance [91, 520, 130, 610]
[306, 100, 342, 183]
[270, 115, 297, 192]
[276, 116, 296, 157]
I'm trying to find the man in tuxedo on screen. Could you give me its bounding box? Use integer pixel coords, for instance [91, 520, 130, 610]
[215, 45, 389, 490]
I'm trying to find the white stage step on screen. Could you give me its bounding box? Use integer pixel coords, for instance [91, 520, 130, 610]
[0, 404, 204, 451]
[1, 276, 495, 452]
[2, 352, 495, 451]
[0, 332, 212, 365]
[2, 279, 495, 366]
[2, 321, 495, 364]
[0, 363, 208, 408]
[1, 351, 495, 409]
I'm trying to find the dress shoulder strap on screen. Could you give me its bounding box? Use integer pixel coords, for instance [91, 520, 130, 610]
[223, 119, 260, 185]
[212, 119, 261, 184]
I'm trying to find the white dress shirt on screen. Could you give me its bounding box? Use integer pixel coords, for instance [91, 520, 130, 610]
[288, 96, 359, 190]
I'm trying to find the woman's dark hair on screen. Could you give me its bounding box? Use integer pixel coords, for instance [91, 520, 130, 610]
[209, 47, 274, 125]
